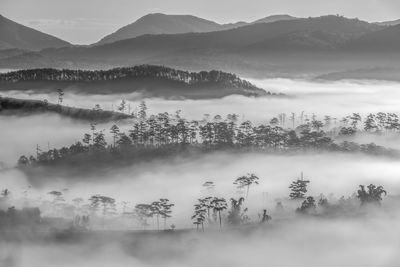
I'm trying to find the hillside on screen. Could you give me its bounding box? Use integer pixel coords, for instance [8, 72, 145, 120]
[0, 14, 71, 51]
[316, 67, 400, 81]
[96, 13, 225, 46]
[0, 65, 272, 99]
[253, 14, 297, 24]
[342, 24, 400, 51]
[0, 96, 131, 121]
[95, 13, 297, 46]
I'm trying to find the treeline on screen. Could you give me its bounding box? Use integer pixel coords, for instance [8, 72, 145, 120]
[17, 106, 395, 169]
[262, 112, 400, 136]
[0, 96, 131, 122]
[0, 175, 388, 232]
[0, 65, 265, 92]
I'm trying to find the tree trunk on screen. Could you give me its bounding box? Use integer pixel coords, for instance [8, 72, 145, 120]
[219, 211, 222, 229]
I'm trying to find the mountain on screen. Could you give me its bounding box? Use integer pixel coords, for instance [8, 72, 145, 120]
[252, 14, 297, 24]
[0, 65, 272, 99]
[375, 19, 400, 26]
[66, 16, 382, 59]
[0, 48, 27, 59]
[0, 16, 394, 78]
[96, 13, 228, 46]
[95, 13, 297, 46]
[343, 24, 400, 51]
[0, 14, 71, 51]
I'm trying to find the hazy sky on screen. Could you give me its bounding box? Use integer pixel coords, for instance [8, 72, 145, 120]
[1, 0, 400, 44]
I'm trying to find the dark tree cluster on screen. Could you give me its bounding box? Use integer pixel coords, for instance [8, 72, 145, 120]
[133, 199, 174, 230]
[0, 65, 266, 93]
[17, 110, 394, 169]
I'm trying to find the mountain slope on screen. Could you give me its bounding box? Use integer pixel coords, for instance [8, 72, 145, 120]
[95, 13, 298, 46]
[73, 16, 383, 61]
[0, 14, 71, 51]
[253, 14, 297, 24]
[343, 24, 400, 51]
[96, 13, 226, 46]
[0, 16, 390, 77]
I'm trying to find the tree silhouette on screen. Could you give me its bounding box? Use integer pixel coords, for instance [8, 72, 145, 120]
[211, 197, 227, 229]
[159, 198, 174, 230]
[151, 200, 162, 231]
[89, 195, 116, 228]
[138, 101, 147, 120]
[118, 100, 126, 113]
[57, 88, 64, 105]
[1, 189, 11, 201]
[289, 173, 310, 200]
[234, 173, 259, 198]
[110, 124, 120, 148]
[227, 197, 248, 226]
[192, 200, 207, 232]
[297, 196, 316, 214]
[202, 181, 215, 192]
[93, 131, 107, 150]
[357, 184, 387, 205]
[134, 204, 153, 230]
[260, 209, 272, 224]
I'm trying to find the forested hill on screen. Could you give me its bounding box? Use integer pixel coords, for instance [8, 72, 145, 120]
[0, 65, 271, 99]
[0, 96, 131, 121]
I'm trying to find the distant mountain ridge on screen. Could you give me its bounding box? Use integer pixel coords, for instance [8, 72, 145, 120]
[95, 13, 297, 45]
[0, 14, 71, 51]
[343, 24, 400, 51]
[1, 15, 399, 80]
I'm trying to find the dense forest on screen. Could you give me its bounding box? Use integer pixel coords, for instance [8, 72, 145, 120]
[17, 104, 399, 170]
[0, 65, 270, 91]
[0, 65, 275, 98]
[0, 65, 254, 88]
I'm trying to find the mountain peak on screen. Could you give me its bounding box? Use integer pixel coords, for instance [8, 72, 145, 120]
[252, 14, 297, 24]
[95, 13, 224, 46]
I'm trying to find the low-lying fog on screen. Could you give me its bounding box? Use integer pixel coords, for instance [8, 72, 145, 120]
[2, 152, 400, 227]
[4, 213, 400, 267]
[1, 78, 400, 266]
[3, 78, 400, 121]
[1, 152, 400, 267]
[2, 78, 400, 166]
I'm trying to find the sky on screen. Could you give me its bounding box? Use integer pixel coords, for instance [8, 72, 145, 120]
[1, 0, 400, 44]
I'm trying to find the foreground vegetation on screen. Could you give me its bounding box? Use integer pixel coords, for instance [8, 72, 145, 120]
[0, 173, 388, 232]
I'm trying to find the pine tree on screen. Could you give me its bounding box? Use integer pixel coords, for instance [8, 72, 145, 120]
[110, 125, 120, 148]
[289, 173, 310, 200]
